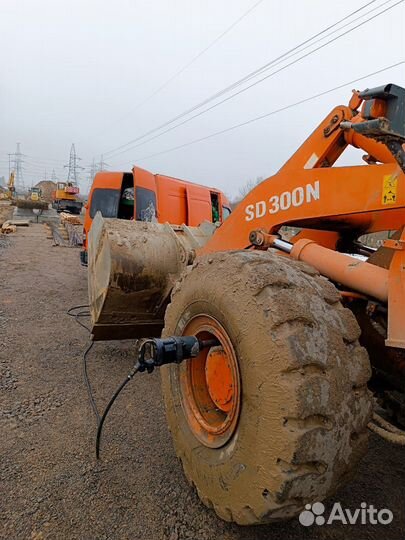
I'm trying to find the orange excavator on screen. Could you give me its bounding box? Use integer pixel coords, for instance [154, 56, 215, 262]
[88, 83, 405, 525]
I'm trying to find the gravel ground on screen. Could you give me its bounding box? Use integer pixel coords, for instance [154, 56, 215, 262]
[0, 224, 404, 539]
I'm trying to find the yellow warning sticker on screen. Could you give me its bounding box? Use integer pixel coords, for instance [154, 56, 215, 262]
[382, 175, 398, 205]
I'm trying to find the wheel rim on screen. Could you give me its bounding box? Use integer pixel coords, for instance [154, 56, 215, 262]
[179, 315, 241, 448]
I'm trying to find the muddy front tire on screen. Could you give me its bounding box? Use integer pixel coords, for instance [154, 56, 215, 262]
[160, 251, 372, 525]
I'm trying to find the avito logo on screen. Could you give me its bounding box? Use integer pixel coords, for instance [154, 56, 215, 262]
[299, 502, 393, 526]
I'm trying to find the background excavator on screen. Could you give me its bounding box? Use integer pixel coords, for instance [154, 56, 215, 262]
[87, 82, 405, 525]
[0, 171, 16, 200]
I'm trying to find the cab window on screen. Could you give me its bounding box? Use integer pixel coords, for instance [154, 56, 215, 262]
[222, 206, 231, 220]
[210, 192, 220, 222]
[90, 188, 120, 219]
[118, 172, 135, 219]
[136, 187, 157, 221]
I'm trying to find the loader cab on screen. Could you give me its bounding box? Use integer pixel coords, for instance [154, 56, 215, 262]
[210, 191, 231, 223]
[82, 170, 156, 264]
[132, 167, 158, 222]
[222, 203, 231, 221]
[210, 191, 232, 223]
[88, 186, 121, 219]
[135, 186, 157, 222]
[29, 187, 42, 202]
[81, 171, 127, 264]
[81, 168, 230, 265]
[84, 171, 158, 232]
[154, 173, 231, 227]
[210, 192, 220, 222]
[117, 173, 135, 220]
[116, 172, 157, 222]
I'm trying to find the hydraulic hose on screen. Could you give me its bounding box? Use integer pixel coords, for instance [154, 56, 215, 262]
[96, 363, 141, 459]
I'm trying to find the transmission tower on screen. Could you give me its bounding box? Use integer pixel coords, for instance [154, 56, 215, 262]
[64, 143, 84, 184]
[10, 143, 25, 192]
[86, 155, 109, 195]
[97, 154, 109, 172]
[51, 169, 58, 182]
[86, 158, 97, 194]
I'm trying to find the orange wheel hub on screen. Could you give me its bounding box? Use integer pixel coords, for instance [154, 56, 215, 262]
[205, 347, 234, 413]
[179, 315, 241, 448]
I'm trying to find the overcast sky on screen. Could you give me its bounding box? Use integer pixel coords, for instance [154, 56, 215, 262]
[0, 0, 404, 197]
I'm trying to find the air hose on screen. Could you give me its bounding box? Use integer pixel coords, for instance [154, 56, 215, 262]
[68, 304, 218, 459]
[95, 337, 218, 459]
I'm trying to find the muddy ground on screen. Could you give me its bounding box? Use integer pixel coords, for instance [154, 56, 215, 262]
[1, 224, 404, 540]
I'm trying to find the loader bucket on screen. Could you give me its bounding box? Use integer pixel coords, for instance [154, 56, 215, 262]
[88, 213, 214, 340]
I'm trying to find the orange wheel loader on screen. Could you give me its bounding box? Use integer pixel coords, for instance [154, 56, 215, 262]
[87, 83, 405, 525]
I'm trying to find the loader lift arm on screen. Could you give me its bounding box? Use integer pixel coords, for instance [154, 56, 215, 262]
[200, 84, 405, 254]
[199, 84, 405, 348]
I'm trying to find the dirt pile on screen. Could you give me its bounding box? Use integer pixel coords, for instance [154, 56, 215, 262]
[34, 180, 57, 202]
[0, 203, 13, 226]
[16, 199, 49, 210]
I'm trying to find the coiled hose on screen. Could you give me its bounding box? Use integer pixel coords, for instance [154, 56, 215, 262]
[368, 412, 405, 445]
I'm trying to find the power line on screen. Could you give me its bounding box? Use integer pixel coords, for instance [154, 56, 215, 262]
[176, 0, 382, 105]
[107, 0, 403, 160]
[117, 61, 404, 164]
[23, 160, 64, 170]
[24, 161, 65, 171]
[104, 0, 266, 130]
[19, 155, 66, 179]
[104, 0, 393, 159]
[23, 164, 65, 176]
[111, 0, 397, 158]
[24, 154, 65, 164]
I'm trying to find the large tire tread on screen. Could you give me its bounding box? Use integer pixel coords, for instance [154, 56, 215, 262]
[161, 251, 372, 525]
